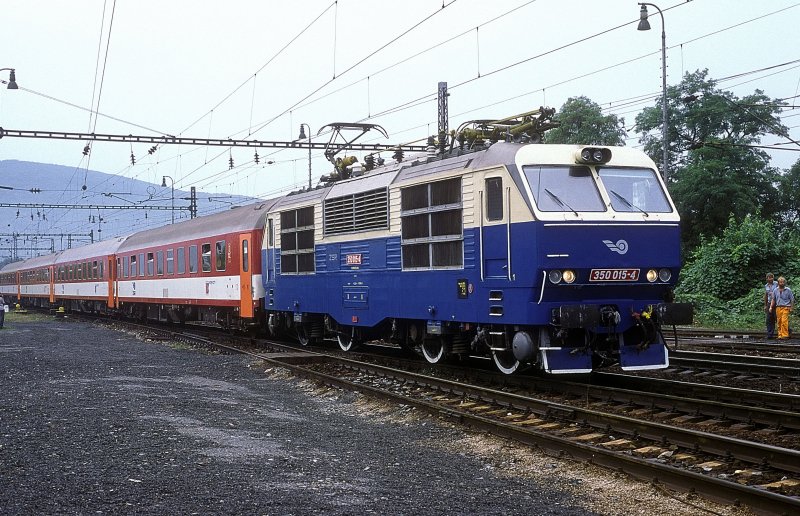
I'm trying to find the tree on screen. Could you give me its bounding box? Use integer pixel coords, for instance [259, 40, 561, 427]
[544, 96, 626, 146]
[635, 70, 786, 251]
[778, 158, 800, 227]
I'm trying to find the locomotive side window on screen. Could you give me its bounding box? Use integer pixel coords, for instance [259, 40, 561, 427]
[189, 245, 198, 273]
[524, 165, 605, 212]
[242, 240, 249, 272]
[201, 243, 212, 272]
[215, 241, 226, 271]
[268, 219, 274, 247]
[177, 247, 186, 274]
[166, 249, 174, 275]
[485, 177, 504, 221]
[156, 250, 164, 275]
[401, 177, 463, 270]
[323, 188, 388, 235]
[280, 206, 315, 274]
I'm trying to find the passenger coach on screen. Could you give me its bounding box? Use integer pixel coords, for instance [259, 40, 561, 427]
[114, 201, 274, 328]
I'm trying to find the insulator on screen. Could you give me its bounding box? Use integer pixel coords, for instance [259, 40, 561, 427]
[254, 151, 260, 164]
[130, 153, 136, 165]
[364, 154, 375, 171]
[82, 144, 90, 156]
[229, 156, 234, 169]
[392, 148, 404, 163]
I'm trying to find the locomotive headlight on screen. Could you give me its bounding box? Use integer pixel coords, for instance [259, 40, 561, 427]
[576, 147, 612, 164]
[562, 270, 576, 283]
[658, 268, 672, 282]
[548, 270, 563, 284]
[646, 269, 658, 282]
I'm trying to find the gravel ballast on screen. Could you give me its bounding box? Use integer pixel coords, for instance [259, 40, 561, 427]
[0, 316, 751, 515]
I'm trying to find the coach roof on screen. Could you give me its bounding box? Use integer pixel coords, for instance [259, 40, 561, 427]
[117, 200, 277, 252]
[54, 235, 130, 265]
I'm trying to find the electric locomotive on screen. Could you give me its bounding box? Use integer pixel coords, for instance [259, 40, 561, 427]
[262, 114, 692, 374]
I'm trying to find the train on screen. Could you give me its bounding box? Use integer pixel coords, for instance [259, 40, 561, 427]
[0, 113, 692, 375]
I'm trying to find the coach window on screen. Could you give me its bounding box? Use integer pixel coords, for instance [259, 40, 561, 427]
[146, 252, 154, 276]
[242, 240, 249, 272]
[485, 177, 503, 221]
[138, 253, 145, 277]
[99, 261, 104, 280]
[201, 243, 212, 272]
[129, 255, 136, 278]
[166, 249, 174, 274]
[123, 256, 129, 278]
[177, 247, 186, 274]
[189, 245, 198, 273]
[156, 250, 164, 275]
[215, 241, 226, 271]
[92, 261, 98, 279]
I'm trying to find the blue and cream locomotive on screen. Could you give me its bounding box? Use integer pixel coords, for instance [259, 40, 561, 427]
[262, 116, 692, 374]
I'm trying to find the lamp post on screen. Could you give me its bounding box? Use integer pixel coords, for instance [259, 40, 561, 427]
[297, 123, 312, 190]
[0, 68, 18, 89]
[637, 3, 668, 182]
[161, 175, 175, 224]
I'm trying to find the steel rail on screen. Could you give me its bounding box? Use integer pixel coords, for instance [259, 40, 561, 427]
[259, 354, 800, 515]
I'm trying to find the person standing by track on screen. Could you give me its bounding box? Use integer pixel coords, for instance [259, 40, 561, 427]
[764, 273, 778, 339]
[770, 276, 794, 340]
[0, 294, 5, 329]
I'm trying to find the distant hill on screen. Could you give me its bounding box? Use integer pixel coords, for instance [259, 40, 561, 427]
[0, 160, 259, 261]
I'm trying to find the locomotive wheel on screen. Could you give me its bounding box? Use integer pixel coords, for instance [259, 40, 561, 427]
[421, 337, 449, 364]
[492, 349, 522, 375]
[337, 326, 361, 352]
[296, 324, 311, 346]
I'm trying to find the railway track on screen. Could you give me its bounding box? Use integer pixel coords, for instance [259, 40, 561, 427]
[102, 318, 800, 514]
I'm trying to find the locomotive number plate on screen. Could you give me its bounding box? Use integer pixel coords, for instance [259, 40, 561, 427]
[589, 268, 640, 282]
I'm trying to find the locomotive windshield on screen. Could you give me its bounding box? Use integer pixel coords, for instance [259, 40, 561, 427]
[523, 164, 672, 215]
[524, 165, 606, 212]
[597, 167, 671, 213]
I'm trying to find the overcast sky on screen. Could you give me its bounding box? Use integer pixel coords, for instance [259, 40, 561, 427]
[1, 0, 798, 235]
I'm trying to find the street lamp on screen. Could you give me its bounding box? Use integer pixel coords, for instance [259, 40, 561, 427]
[297, 123, 312, 190]
[637, 3, 668, 182]
[0, 68, 18, 89]
[161, 175, 175, 224]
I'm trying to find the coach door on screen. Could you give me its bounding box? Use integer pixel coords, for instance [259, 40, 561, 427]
[49, 265, 55, 303]
[107, 256, 115, 308]
[481, 178, 512, 280]
[239, 234, 254, 318]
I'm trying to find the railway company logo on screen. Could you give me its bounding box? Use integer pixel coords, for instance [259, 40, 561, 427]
[603, 239, 629, 255]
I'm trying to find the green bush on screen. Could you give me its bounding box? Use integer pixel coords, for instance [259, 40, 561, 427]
[676, 214, 800, 329]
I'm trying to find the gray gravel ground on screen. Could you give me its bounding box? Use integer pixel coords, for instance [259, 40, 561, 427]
[0, 316, 596, 515]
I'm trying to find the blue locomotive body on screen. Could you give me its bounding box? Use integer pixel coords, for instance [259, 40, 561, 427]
[262, 142, 691, 374]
